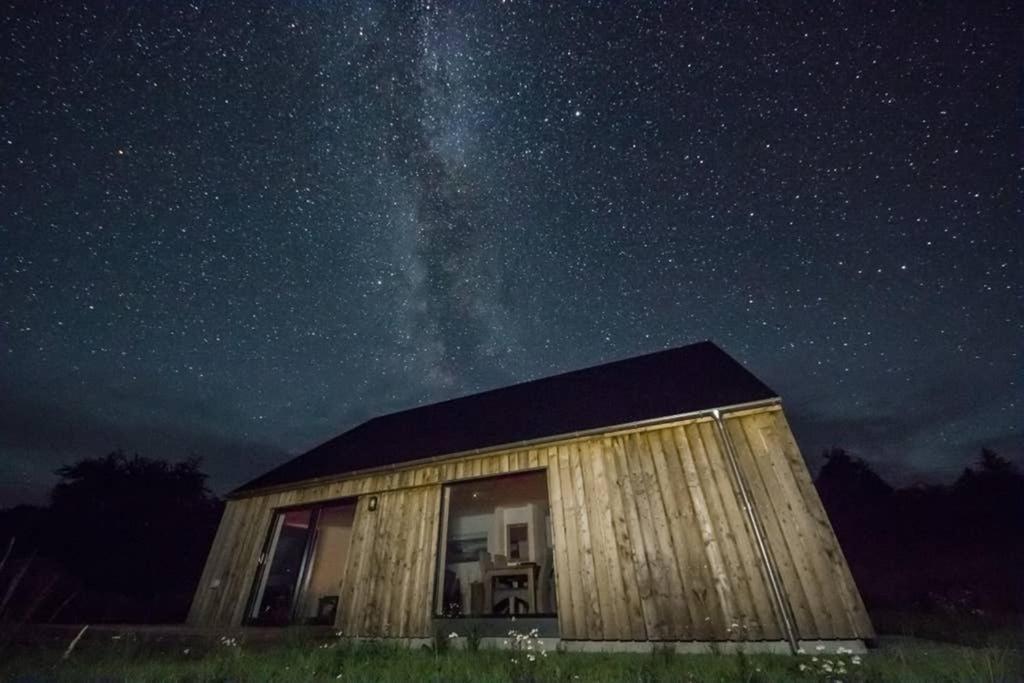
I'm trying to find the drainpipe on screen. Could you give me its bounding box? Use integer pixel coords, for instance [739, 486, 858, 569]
[711, 409, 799, 653]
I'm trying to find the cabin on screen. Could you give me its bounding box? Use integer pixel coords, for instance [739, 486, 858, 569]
[188, 341, 873, 652]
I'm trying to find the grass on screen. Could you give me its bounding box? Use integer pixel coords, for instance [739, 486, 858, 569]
[0, 632, 1021, 683]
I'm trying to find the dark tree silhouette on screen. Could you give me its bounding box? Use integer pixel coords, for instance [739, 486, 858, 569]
[815, 447, 1024, 617]
[0, 451, 223, 623]
[816, 447, 894, 516]
[50, 452, 222, 600]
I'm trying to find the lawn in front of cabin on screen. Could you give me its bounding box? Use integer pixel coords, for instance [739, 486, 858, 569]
[1, 624, 1020, 683]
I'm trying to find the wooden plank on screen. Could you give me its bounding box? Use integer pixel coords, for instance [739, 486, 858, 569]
[668, 426, 734, 637]
[404, 488, 427, 636]
[644, 429, 704, 639]
[760, 410, 865, 635]
[597, 438, 647, 639]
[728, 414, 827, 638]
[338, 496, 375, 635]
[545, 446, 575, 638]
[433, 486, 451, 618]
[220, 495, 273, 626]
[415, 485, 439, 634]
[557, 444, 588, 638]
[391, 487, 424, 635]
[366, 492, 385, 634]
[658, 428, 720, 640]
[622, 431, 684, 640]
[364, 493, 391, 636]
[701, 419, 783, 640]
[688, 421, 776, 640]
[410, 486, 441, 636]
[527, 449, 540, 469]
[768, 410, 875, 638]
[568, 441, 605, 638]
[609, 434, 664, 639]
[579, 438, 631, 639]
[376, 488, 409, 636]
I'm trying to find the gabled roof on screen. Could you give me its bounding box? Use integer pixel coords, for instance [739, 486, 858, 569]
[231, 341, 777, 496]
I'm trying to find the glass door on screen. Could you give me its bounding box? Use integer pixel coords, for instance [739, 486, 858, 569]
[248, 508, 315, 625]
[246, 500, 356, 626]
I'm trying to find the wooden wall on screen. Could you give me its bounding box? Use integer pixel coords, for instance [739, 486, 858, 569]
[187, 405, 873, 643]
[336, 486, 440, 637]
[186, 436, 546, 633]
[725, 410, 874, 639]
[545, 408, 873, 641]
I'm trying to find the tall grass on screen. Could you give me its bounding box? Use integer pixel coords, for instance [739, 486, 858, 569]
[0, 633, 1020, 683]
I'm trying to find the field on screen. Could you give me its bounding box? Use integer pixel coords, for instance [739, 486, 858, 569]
[0, 625, 1021, 683]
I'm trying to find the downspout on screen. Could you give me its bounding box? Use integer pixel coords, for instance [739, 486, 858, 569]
[711, 409, 800, 653]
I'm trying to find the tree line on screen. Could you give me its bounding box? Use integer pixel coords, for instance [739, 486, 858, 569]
[816, 447, 1024, 617]
[0, 452, 222, 623]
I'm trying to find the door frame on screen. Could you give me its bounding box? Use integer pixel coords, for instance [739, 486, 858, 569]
[244, 498, 355, 626]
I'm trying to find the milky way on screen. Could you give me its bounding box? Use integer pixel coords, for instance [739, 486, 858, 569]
[1, 1, 1020, 504]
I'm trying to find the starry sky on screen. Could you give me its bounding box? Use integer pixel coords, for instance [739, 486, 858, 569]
[1, 1, 1020, 505]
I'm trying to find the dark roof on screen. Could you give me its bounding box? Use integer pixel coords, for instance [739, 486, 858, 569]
[232, 341, 776, 496]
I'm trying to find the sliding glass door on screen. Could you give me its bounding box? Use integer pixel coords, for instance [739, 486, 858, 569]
[246, 500, 355, 626]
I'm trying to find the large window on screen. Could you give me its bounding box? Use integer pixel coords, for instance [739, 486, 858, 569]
[435, 470, 555, 617]
[246, 500, 355, 626]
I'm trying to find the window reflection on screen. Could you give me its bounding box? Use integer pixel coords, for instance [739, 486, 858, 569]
[437, 471, 555, 617]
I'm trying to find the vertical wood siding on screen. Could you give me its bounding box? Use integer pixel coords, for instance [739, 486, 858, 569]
[188, 406, 873, 642]
[547, 420, 781, 640]
[337, 485, 440, 637]
[726, 410, 874, 639]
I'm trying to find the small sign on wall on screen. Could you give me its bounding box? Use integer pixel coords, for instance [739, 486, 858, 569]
[367, 495, 378, 511]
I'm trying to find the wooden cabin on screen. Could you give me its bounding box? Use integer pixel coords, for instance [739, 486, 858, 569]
[188, 342, 873, 652]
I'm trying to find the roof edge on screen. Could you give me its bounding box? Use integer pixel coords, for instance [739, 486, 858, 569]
[227, 396, 782, 500]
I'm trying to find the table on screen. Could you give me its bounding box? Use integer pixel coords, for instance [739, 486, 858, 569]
[483, 563, 538, 615]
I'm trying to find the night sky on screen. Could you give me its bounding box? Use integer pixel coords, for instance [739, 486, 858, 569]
[2, 1, 1020, 505]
